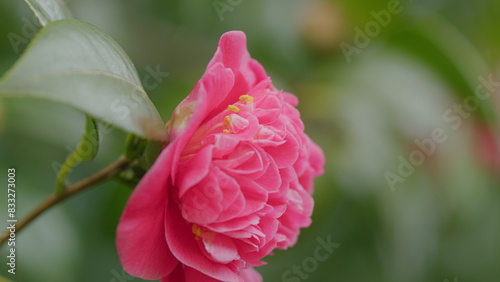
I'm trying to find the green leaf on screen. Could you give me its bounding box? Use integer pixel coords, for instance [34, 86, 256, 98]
[56, 115, 99, 193]
[24, 0, 73, 26]
[0, 19, 167, 141]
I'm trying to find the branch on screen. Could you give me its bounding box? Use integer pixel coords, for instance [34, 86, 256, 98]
[0, 156, 132, 245]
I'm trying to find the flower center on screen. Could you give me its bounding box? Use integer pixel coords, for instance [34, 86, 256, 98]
[191, 224, 205, 240]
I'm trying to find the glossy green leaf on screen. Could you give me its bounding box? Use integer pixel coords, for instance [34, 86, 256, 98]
[55, 115, 99, 193]
[24, 0, 73, 26]
[0, 19, 167, 141]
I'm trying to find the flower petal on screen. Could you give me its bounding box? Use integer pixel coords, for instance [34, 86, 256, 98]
[161, 263, 185, 282]
[240, 268, 263, 282]
[165, 197, 242, 281]
[168, 62, 234, 143]
[202, 232, 240, 264]
[205, 31, 269, 121]
[169, 63, 235, 181]
[185, 266, 228, 282]
[178, 144, 214, 197]
[116, 145, 178, 280]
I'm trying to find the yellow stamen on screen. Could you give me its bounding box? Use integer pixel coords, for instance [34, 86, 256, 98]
[192, 224, 204, 240]
[223, 129, 231, 134]
[224, 116, 232, 129]
[227, 105, 240, 113]
[239, 95, 254, 103]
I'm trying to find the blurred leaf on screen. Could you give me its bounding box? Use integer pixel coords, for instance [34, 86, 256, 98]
[124, 134, 147, 160]
[120, 135, 161, 186]
[390, 15, 496, 122]
[0, 19, 167, 141]
[24, 0, 73, 26]
[0, 276, 12, 282]
[140, 140, 162, 170]
[55, 115, 99, 193]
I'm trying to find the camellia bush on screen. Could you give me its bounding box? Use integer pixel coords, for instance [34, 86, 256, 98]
[0, 1, 324, 281]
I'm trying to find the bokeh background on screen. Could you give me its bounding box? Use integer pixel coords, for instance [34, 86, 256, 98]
[1, 0, 499, 281]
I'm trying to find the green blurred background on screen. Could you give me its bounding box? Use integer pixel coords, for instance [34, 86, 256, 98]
[1, 0, 499, 281]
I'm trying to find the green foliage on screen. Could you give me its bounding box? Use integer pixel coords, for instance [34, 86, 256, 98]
[0, 19, 166, 141]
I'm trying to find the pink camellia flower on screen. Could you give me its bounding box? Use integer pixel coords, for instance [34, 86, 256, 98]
[116, 31, 325, 282]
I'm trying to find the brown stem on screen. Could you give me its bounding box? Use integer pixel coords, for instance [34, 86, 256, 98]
[0, 156, 131, 245]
